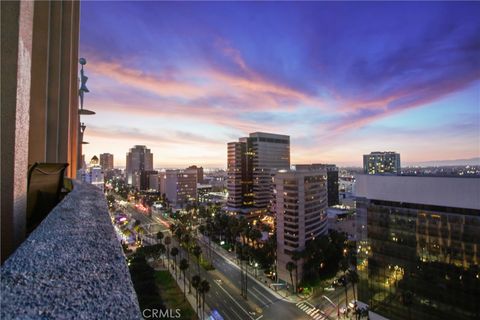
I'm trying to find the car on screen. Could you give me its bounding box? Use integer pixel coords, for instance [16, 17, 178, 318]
[324, 286, 335, 291]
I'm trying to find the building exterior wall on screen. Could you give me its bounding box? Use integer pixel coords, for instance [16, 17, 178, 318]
[187, 165, 204, 183]
[355, 175, 480, 320]
[1, 0, 80, 263]
[100, 153, 114, 171]
[295, 164, 339, 206]
[126, 145, 153, 185]
[165, 170, 179, 207]
[356, 175, 480, 210]
[197, 184, 213, 203]
[163, 169, 197, 208]
[227, 142, 248, 209]
[363, 152, 401, 175]
[275, 168, 328, 284]
[148, 172, 159, 191]
[227, 132, 290, 218]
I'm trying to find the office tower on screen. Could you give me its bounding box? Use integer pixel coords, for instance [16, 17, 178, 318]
[296, 164, 339, 206]
[227, 132, 290, 217]
[187, 165, 204, 183]
[355, 175, 480, 320]
[275, 166, 328, 285]
[99, 153, 114, 171]
[125, 145, 153, 185]
[363, 151, 401, 175]
[162, 169, 197, 208]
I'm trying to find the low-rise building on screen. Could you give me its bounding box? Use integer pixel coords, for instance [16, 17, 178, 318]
[160, 168, 197, 208]
[355, 175, 480, 320]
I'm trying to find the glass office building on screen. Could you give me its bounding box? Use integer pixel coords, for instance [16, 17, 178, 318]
[356, 175, 480, 320]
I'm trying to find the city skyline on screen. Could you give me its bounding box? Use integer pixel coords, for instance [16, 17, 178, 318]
[80, 2, 479, 168]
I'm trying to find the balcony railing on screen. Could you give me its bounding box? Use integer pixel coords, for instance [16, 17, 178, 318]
[1, 181, 141, 319]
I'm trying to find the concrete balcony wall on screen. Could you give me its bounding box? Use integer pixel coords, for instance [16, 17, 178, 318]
[1, 181, 141, 319]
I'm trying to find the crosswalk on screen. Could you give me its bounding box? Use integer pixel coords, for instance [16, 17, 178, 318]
[296, 302, 326, 320]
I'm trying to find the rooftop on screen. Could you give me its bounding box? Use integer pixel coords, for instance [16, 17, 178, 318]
[355, 174, 480, 210]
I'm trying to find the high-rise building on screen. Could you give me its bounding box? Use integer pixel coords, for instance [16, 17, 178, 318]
[187, 165, 204, 183]
[275, 166, 328, 286]
[161, 169, 197, 208]
[227, 132, 290, 217]
[295, 164, 339, 206]
[99, 153, 114, 171]
[363, 151, 401, 175]
[126, 145, 153, 185]
[355, 175, 480, 320]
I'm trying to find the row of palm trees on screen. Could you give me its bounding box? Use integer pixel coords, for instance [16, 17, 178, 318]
[159, 225, 212, 320]
[191, 274, 210, 320]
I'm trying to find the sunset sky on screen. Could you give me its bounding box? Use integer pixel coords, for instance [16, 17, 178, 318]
[80, 1, 479, 168]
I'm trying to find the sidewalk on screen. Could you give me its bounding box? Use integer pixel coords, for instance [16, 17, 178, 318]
[197, 235, 311, 304]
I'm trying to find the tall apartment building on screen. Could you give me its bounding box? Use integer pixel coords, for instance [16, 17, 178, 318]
[99, 153, 114, 171]
[295, 164, 339, 206]
[160, 168, 197, 208]
[363, 151, 401, 175]
[126, 145, 153, 185]
[355, 175, 480, 320]
[227, 132, 290, 217]
[275, 166, 328, 285]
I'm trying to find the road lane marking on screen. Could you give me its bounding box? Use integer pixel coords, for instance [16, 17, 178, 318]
[248, 290, 263, 306]
[214, 280, 254, 320]
[252, 287, 273, 305]
[229, 307, 243, 320]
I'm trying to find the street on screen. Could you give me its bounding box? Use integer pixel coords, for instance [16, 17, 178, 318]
[115, 199, 355, 320]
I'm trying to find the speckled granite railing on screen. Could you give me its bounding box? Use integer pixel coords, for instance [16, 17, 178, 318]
[1, 181, 142, 319]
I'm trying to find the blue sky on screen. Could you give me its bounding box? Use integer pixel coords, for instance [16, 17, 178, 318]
[80, 1, 480, 167]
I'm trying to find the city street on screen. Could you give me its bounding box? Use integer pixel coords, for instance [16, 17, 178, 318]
[117, 200, 355, 320]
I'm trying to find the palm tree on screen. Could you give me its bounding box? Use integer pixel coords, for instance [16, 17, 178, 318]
[292, 251, 302, 292]
[286, 261, 296, 293]
[191, 274, 201, 315]
[182, 233, 192, 292]
[347, 269, 359, 302]
[156, 243, 166, 263]
[164, 236, 172, 271]
[402, 290, 414, 320]
[199, 279, 211, 320]
[339, 258, 349, 305]
[171, 247, 179, 280]
[179, 258, 189, 301]
[192, 245, 202, 275]
[156, 232, 165, 265]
